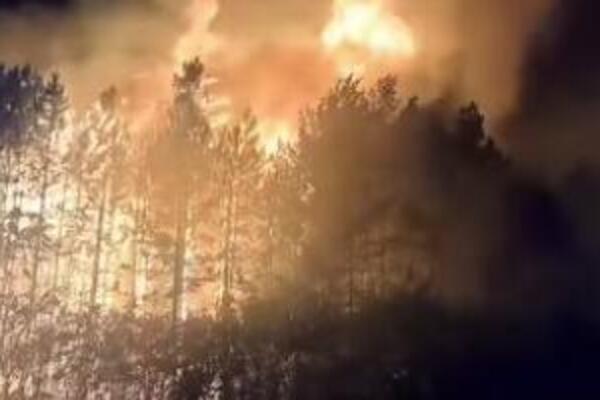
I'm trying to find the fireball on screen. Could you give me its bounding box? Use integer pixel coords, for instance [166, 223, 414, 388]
[322, 0, 416, 74]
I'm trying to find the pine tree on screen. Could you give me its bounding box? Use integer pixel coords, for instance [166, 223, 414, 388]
[211, 112, 265, 317]
[147, 58, 211, 329]
[27, 73, 68, 303]
[67, 87, 130, 308]
[0, 66, 46, 298]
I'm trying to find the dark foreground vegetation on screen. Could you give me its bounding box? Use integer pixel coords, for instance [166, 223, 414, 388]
[1, 60, 600, 399]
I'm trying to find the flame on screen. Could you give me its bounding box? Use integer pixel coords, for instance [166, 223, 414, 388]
[322, 0, 416, 74]
[174, 2, 299, 149]
[258, 119, 294, 155]
[171, 0, 416, 149]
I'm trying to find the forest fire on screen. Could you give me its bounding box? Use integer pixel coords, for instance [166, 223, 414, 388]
[0, 0, 599, 398]
[170, 0, 418, 144]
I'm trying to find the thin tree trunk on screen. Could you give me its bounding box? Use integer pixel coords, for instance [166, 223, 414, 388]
[129, 198, 141, 313]
[31, 149, 50, 304]
[0, 149, 12, 277]
[90, 180, 107, 307]
[172, 189, 187, 333]
[65, 162, 83, 301]
[347, 239, 355, 315]
[131, 192, 148, 313]
[221, 178, 234, 317]
[101, 191, 117, 307]
[52, 176, 68, 289]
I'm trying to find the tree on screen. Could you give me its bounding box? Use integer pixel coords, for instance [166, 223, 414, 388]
[210, 112, 265, 317]
[68, 87, 130, 308]
[0, 65, 46, 299]
[26, 73, 69, 304]
[298, 76, 388, 313]
[146, 58, 211, 329]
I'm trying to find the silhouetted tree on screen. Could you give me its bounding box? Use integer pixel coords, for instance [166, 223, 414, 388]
[147, 58, 211, 331]
[27, 73, 68, 304]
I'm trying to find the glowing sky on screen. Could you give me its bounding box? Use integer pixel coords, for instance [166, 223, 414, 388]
[0, 0, 558, 145]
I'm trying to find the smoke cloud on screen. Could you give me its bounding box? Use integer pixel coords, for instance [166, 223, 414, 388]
[0, 0, 558, 130]
[0, 1, 195, 109]
[398, 0, 555, 119]
[504, 0, 600, 179]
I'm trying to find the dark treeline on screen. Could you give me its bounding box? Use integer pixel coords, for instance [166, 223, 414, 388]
[1, 60, 600, 399]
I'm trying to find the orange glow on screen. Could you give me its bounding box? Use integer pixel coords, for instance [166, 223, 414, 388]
[258, 119, 295, 155]
[170, 0, 417, 149]
[322, 0, 416, 74]
[174, 0, 221, 65]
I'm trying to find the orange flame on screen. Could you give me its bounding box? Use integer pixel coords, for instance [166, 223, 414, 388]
[322, 0, 416, 75]
[171, 0, 417, 147]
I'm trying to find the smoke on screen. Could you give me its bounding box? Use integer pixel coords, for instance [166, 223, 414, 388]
[425, 0, 600, 314]
[203, 0, 558, 124]
[390, 0, 555, 120]
[202, 0, 557, 126]
[211, 0, 329, 40]
[196, 0, 337, 126]
[0, 0, 559, 131]
[503, 0, 600, 179]
[0, 1, 198, 110]
[1, 0, 596, 185]
[1, 0, 599, 321]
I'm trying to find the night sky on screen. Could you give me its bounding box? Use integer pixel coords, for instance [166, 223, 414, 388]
[501, 0, 600, 177]
[519, 0, 600, 113]
[0, 0, 71, 9]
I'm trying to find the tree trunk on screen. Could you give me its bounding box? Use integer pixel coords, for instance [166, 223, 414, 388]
[52, 176, 68, 289]
[221, 178, 234, 318]
[171, 190, 187, 332]
[30, 145, 51, 304]
[129, 198, 141, 313]
[90, 180, 107, 307]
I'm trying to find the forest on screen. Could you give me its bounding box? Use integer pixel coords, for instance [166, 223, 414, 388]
[0, 56, 599, 400]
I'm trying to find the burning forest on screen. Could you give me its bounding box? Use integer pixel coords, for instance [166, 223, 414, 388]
[0, 0, 600, 399]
